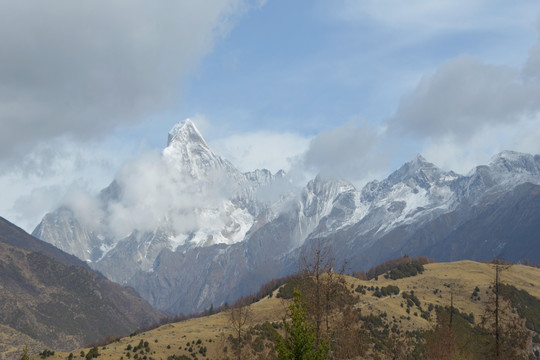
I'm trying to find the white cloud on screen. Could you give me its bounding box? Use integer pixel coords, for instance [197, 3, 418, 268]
[210, 131, 311, 173]
[0, 0, 260, 231]
[388, 56, 540, 140]
[101, 150, 229, 239]
[0, 137, 136, 231]
[523, 42, 540, 80]
[4, 0, 540, 236]
[334, 0, 479, 30]
[301, 120, 389, 183]
[0, 0, 252, 168]
[10, 185, 64, 229]
[330, 0, 538, 34]
[422, 115, 540, 174]
[61, 186, 105, 231]
[387, 32, 540, 173]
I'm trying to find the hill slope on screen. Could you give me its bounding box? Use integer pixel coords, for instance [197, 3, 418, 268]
[42, 260, 540, 360]
[0, 217, 164, 359]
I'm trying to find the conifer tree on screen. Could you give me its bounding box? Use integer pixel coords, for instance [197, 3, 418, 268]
[20, 344, 30, 360]
[276, 289, 329, 360]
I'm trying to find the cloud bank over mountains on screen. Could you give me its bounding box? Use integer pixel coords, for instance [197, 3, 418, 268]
[387, 31, 540, 172]
[1, 1, 540, 232]
[0, 0, 260, 230]
[0, 0, 255, 169]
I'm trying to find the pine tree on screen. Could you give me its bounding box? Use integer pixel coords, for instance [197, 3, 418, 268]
[20, 344, 30, 360]
[276, 289, 329, 360]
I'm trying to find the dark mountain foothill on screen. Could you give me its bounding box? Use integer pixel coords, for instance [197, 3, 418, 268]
[0, 217, 164, 356]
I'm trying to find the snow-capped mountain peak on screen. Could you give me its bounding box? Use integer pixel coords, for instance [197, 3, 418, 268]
[167, 118, 208, 148]
[361, 154, 457, 206]
[163, 119, 239, 180]
[488, 150, 540, 175]
[31, 120, 540, 316]
[491, 150, 528, 162]
[387, 154, 442, 186]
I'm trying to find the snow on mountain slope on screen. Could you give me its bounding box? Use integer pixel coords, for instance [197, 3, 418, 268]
[164, 119, 243, 182]
[33, 119, 283, 282]
[301, 155, 462, 245]
[31, 207, 105, 262]
[32, 119, 540, 314]
[298, 150, 540, 260]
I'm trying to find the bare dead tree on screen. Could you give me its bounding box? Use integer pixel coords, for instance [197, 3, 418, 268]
[229, 299, 251, 360]
[300, 239, 331, 346]
[493, 263, 503, 358]
[487, 261, 511, 359]
[481, 260, 528, 359]
[332, 305, 365, 359]
[299, 238, 349, 356]
[425, 321, 459, 360]
[322, 252, 348, 335]
[446, 282, 463, 329]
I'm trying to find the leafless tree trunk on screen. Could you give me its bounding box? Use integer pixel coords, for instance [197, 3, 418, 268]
[229, 299, 251, 360]
[481, 261, 528, 359]
[300, 239, 331, 346]
[300, 239, 348, 356]
[494, 263, 501, 358]
[332, 305, 365, 359]
[488, 262, 510, 359]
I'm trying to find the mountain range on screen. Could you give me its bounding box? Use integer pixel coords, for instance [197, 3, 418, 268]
[32, 119, 540, 315]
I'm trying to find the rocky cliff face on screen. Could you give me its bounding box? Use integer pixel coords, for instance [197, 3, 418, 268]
[32, 119, 540, 314]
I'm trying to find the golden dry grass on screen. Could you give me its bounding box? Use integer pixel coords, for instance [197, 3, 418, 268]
[344, 260, 540, 332]
[43, 289, 288, 360]
[35, 261, 540, 360]
[0, 324, 45, 360]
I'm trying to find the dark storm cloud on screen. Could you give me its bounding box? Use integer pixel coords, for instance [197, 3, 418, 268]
[0, 0, 247, 167]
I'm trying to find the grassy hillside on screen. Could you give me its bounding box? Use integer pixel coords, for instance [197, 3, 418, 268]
[27, 260, 540, 360]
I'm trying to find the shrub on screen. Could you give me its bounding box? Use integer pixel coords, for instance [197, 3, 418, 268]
[385, 262, 425, 280]
[373, 285, 400, 298]
[365, 256, 434, 279]
[252, 336, 264, 352]
[85, 347, 100, 359]
[402, 291, 421, 308]
[39, 349, 55, 358]
[355, 285, 367, 294]
[500, 283, 540, 332]
[276, 277, 304, 299]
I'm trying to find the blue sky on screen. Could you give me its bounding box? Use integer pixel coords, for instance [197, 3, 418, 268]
[2, 0, 540, 230]
[187, 0, 537, 131]
[156, 0, 540, 140]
